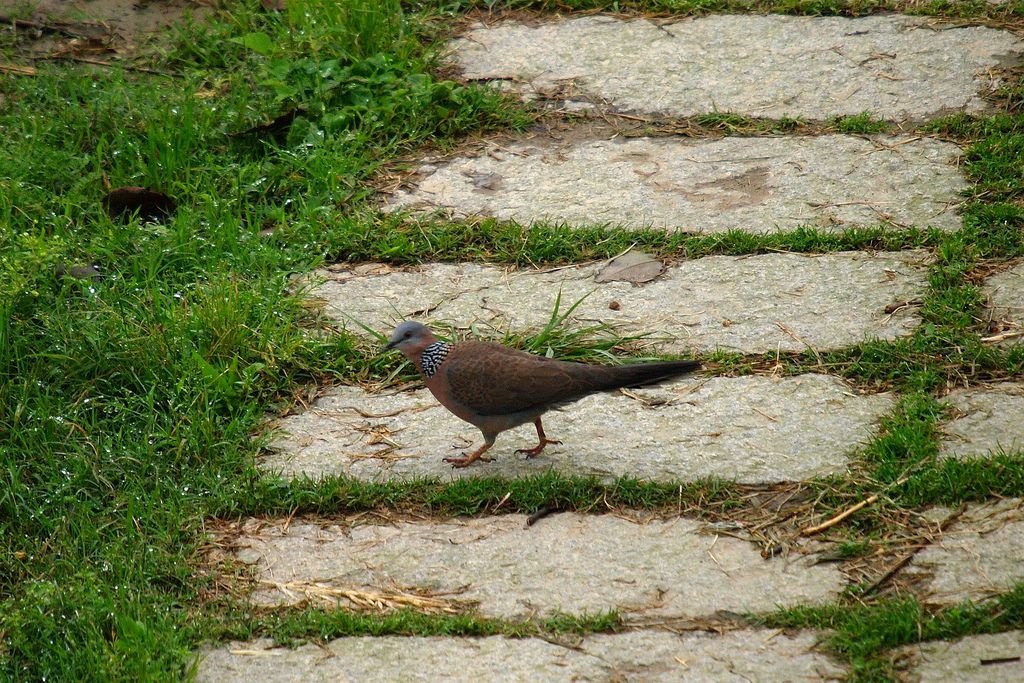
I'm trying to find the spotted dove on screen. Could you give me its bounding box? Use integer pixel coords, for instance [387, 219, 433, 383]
[385, 321, 701, 468]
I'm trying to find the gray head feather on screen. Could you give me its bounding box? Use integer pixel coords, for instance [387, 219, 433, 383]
[385, 321, 431, 350]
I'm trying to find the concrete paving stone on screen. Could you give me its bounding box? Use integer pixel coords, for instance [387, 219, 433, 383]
[900, 631, 1024, 683]
[903, 499, 1024, 605]
[195, 630, 845, 682]
[222, 513, 845, 619]
[939, 384, 1024, 459]
[983, 262, 1024, 345]
[449, 15, 1023, 120]
[385, 135, 966, 232]
[261, 374, 893, 484]
[315, 251, 930, 356]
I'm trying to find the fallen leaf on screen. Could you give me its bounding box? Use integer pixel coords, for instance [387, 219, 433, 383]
[102, 187, 177, 222]
[230, 108, 305, 139]
[52, 37, 114, 58]
[595, 251, 664, 284]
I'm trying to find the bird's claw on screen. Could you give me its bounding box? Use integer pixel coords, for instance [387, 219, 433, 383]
[443, 454, 494, 468]
[515, 439, 562, 459]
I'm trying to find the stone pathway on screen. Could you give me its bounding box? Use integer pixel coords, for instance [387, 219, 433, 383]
[197, 630, 846, 682]
[317, 252, 929, 354]
[386, 135, 966, 232]
[197, 9, 1024, 682]
[904, 499, 1024, 606]
[982, 261, 1024, 344]
[451, 15, 1021, 119]
[940, 385, 1024, 460]
[263, 375, 892, 482]
[899, 631, 1024, 682]
[221, 513, 843, 618]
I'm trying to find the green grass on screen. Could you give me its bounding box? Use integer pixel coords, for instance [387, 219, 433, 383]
[196, 603, 622, 647]
[310, 211, 940, 264]
[830, 112, 891, 134]
[3, 0, 1024, 679]
[759, 583, 1024, 681]
[217, 470, 741, 519]
[0, 0, 527, 679]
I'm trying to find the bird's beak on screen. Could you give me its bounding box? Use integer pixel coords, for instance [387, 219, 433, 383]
[384, 339, 398, 351]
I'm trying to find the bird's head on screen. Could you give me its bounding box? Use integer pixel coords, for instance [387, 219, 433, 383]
[385, 321, 437, 356]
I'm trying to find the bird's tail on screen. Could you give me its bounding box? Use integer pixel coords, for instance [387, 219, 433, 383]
[571, 359, 701, 393]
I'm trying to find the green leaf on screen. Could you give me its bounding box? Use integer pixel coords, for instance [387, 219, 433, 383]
[230, 32, 274, 56]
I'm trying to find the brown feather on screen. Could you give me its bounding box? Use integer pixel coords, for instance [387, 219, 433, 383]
[444, 341, 699, 417]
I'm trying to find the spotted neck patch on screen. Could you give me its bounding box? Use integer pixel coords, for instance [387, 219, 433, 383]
[419, 341, 451, 378]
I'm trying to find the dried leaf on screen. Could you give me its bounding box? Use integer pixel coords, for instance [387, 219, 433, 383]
[594, 251, 664, 284]
[230, 108, 304, 139]
[52, 37, 114, 58]
[102, 187, 176, 222]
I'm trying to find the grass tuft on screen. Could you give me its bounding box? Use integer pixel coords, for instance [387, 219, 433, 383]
[191, 600, 621, 649]
[759, 583, 1024, 679]
[829, 112, 890, 134]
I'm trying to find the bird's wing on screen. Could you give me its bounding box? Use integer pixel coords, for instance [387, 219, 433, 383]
[443, 342, 584, 417]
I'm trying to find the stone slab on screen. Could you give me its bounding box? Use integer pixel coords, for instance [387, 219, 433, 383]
[386, 135, 966, 232]
[317, 252, 930, 355]
[983, 262, 1024, 345]
[903, 499, 1024, 605]
[196, 630, 845, 682]
[939, 384, 1024, 459]
[450, 15, 1023, 120]
[262, 374, 893, 484]
[222, 513, 844, 619]
[900, 631, 1024, 683]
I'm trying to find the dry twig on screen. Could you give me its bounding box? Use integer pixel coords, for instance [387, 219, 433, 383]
[981, 329, 1024, 344]
[0, 63, 36, 75]
[801, 495, 879, 536]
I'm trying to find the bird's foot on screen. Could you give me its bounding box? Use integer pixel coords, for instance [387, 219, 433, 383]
[443, 454, 494, 468]
[443, 446, 494, 468]
[515, 439, 562, 459]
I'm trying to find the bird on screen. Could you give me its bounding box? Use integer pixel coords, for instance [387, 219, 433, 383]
[384, 321, 701, 468]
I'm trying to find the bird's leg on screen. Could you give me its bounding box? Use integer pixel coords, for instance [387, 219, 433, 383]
[514, 418, 562, 459]
[443, 436, 495, 468]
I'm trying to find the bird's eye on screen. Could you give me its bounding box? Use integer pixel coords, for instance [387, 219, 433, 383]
[404, 331, 412, 338]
